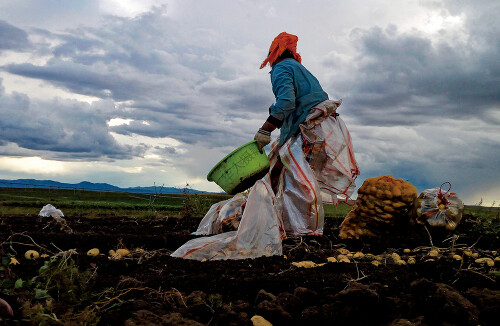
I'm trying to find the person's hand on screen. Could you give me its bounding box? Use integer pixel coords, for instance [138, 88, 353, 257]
[254, 129, 271, 153]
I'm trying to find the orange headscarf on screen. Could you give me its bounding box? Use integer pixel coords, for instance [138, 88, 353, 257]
[260, 32, 302, 69]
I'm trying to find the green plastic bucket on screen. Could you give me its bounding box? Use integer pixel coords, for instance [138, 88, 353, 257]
[207, 140, 270, 195]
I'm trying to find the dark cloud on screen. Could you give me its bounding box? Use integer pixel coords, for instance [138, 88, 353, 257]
[3, 62, 145, 101]
[0, 81, 145, 160]
[342, 17, 500, 127]
[154, 145, 177, 155]
[0, 10, 272, 150]
[0, 20, 30, 50]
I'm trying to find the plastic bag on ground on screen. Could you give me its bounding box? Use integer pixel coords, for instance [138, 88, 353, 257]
[414, 183, 464, 230]
[38, 204, 73, 233]
[172, 100, 359, 260]
[39, 204, 64, 218]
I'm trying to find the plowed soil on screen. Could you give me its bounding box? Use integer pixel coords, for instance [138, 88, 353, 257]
[1, 213, 499, 325]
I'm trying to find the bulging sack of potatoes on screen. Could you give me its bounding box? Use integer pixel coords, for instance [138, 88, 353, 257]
[339, 175, 418, 239]
[413, 182, 464, 230]
[191, 193, 247, 235]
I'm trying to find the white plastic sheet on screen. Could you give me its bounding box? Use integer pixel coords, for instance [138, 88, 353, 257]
[38, 204, 73, 233]
[171, 100, 359, 260]
[39, 204, 64, 218]
[171, 180, 284, 260]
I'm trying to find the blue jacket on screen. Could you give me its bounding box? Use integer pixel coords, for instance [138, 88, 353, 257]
[269, 58, 328, 145]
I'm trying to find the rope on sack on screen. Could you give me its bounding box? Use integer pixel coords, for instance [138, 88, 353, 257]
[422, 181, 452, 217]
[437, 182, 452, 206]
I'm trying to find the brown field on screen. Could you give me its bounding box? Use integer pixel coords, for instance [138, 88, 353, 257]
[1, 206, 499, 325]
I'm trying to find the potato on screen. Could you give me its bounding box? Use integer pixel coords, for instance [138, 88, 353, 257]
[25, 250, 39, 260]
[384, 190, 393, 199]
[87, 248, 100, 256]
[292, 261, 317, 268]
[429, 249, 439, 257]
[251, 315, 273, 326]
[116, 249, 131, 257]
[353, 252, 365, 259]
[337, 254, 348, 261]
[383, 206, 395, 213]
[475, 258, 494, 267]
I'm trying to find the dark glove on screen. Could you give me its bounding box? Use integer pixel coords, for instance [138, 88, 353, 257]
[254, 128, 271, 153]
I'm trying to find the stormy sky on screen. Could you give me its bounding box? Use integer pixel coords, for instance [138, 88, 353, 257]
[0, 0, 499, 205]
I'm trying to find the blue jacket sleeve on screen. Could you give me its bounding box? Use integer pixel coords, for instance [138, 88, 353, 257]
[269, 64, 296, 114]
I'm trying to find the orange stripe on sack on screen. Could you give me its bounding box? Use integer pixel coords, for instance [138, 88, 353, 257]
[181, 239, 219, 258]
[287, 146, 320, 231]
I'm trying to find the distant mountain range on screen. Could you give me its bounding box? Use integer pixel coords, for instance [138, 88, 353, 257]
[0, 179, 209, 194]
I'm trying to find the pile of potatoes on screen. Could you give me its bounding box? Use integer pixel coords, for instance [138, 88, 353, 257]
[339, 175, 418, 239]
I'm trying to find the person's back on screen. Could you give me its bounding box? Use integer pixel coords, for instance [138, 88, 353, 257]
[269, 58, 328, 144]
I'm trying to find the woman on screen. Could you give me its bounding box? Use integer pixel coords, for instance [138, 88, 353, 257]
[172, 32, 359, 260]
[255, 32, 337, 192]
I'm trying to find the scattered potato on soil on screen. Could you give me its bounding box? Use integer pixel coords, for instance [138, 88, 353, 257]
[339, 175, 418, 239]
[452, 255, 463, 261]
[475, 258, 494, 267]
[495, 257, 500, 264]
[116, 249, 131, 257]
[251, 315, 272, 326]
[9, 257, 20, 265]
[327, 257, 337, 263]
[371, 260, 381, 266]
[429, 249, 439, 257]
[353, 252, 364, 259]
[40, 254, 49, 258]
[407, 257, 416, 264]
[292, 261, 317, 268]
[403, 248, 411, 253]
[337, 254, 349, 261]
[87, 248, 100, 256]
[391, 253, 401, 261]
[24, 250, 39, 260]
[337, 248, 350, 255]
[463, 250, 474, 257]
[108, 249, 122, 260]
